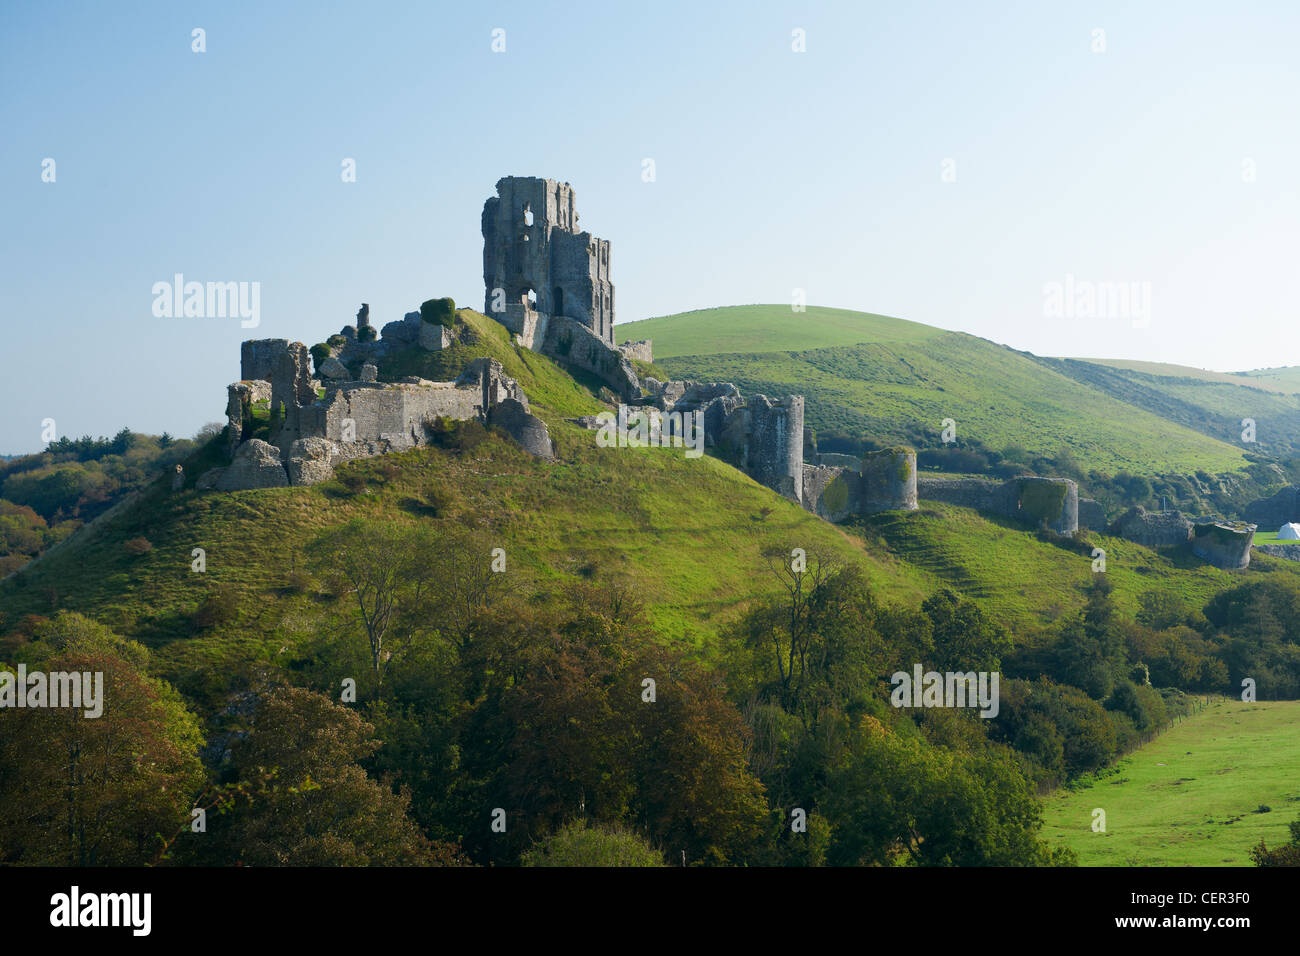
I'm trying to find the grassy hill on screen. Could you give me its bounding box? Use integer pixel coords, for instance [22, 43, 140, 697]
[854, 502, 1300, 629]
[9, 307, 1297, 685]
[622, 305, 1251, 477]
[1039, 357, 1300, 458]
[0, 310, 934, 695]
[618, 305, 946, 357]
[1042, 699, 1300, 866]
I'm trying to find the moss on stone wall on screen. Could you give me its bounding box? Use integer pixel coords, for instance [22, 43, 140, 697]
[822, 473, 851, 515]
[1017, 480, 1068, 522]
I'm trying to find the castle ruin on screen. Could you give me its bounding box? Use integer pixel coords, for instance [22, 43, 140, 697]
[482, 177, 640, 401]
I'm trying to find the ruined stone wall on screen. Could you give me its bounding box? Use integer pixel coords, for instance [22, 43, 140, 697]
[1191, 520, 1255, 570]
[618, 339, 652, 364]
[541, 315, 639, 400]
[1109, 507, 1193, 548]
[745, 395, 804, 504]
[240, 339, 316, 450]
[999, 476, 1078, 535]
[1254, 542, 1300, 562]
[802, 464, 859, 522]
[917, 475, 1077, 533]
[917, 476, 1001, 512]
[482, 176, 614, 345]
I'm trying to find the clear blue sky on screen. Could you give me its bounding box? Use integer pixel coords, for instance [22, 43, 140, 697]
[3, 0, 1298, 454]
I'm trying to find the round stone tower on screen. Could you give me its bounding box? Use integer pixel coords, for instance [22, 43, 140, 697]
[859, 446, 919, 512]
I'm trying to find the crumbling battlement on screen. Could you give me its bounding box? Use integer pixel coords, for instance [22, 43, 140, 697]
[482, 177, 614, 344]
[642, 379, 803, 502]
[482, 177, 640, 401]
[202, 337, 553, 491]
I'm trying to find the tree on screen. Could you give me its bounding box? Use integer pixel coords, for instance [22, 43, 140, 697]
[0, 613, 204, 865]
[521, 820, 666, 867]
[1251, 815, 1300, 866]
[200, 687, 444, 866]
[309, 521, 439, 689]
[922, 588, 1010, 672]
[310, 520, 505, 692]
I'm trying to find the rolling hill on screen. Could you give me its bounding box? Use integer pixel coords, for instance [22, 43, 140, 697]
[619, 305, 1255, 477]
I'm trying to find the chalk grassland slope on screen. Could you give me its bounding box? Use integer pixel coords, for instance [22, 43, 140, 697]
[0, 312, 930, 692]
[618, 305, 947, 357]
[853, 502, 1300, 629]
[1083, 359, 1300, 397]
[1075, 358, 1300, 394]
[1041, 699, 1300, 866]
[1037, 357, 1300, 458]
[626, 306, 1248, 476]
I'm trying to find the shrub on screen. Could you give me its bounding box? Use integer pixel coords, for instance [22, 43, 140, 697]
[420, 297, 457, 327]
[424, 480, 458, 517]
[284, 569, 313, 594]
[521, 821, 665, 867]
[192, 588, 239, 629]
[357, 325, 377, 343]
[338, 473, 367, 494]
[326, 334, 346, 348]
[430, 417, 489, 452]
[309, 343, 331, 371]
[123, 536, 153, 556]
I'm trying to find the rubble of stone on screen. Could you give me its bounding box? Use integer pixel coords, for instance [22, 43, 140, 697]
[1253, 542, 1300, 562]
[916, 475, 1079, 534]
[617, 340, 652, 363]
[481, 176, 640, 401]
[201, 321, 554, 490]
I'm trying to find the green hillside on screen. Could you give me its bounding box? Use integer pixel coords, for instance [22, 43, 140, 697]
[626, 305, 1249, 476]
[1042, 699, 1300, 866]
[8, 304, 1300, 870]
[618, 305, 944, 357]
[0, 310, 932, 690]
[854, 502, 1300, 630]
[1040, 357, 1300, 458]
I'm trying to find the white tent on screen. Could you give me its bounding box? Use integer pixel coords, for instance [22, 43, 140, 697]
[1278, 523, 1300, 540]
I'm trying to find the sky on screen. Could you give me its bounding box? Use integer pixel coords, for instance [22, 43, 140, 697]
[2, 0, 1298, 454]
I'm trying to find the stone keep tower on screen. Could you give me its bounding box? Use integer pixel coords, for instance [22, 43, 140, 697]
[482, 176, 615, 345]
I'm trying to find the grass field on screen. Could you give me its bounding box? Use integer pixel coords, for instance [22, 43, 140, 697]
[616, 305, 944, 358]
[1074, 358, 1300, 395]
[854, 502, 1300, 630]
[625, 306, 1250, 477]
[1041, 699, 1300, 866]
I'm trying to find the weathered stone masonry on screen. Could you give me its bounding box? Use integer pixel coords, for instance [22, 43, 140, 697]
[201, 334, 554, 491]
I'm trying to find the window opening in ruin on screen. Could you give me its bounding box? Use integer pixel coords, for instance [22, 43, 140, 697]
[527, 289, 537, 309]
[523, 204, 534, 227]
